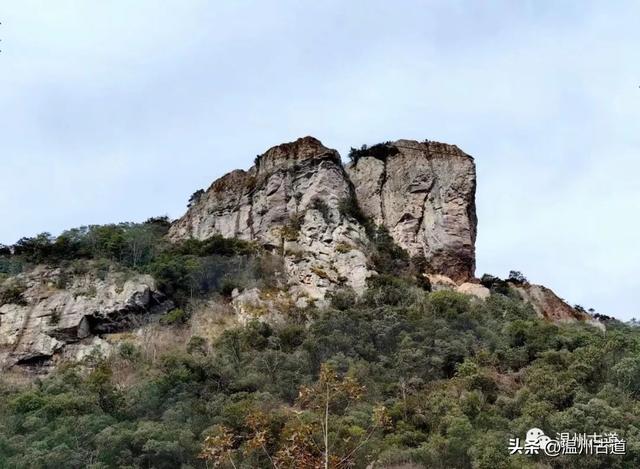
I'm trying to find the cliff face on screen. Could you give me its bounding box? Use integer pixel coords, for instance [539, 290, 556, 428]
[169, 137, 374, 300]
[346, 140, 476, 283]
[169, 137, 478, 298]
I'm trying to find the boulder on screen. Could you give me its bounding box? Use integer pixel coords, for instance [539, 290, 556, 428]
[456, 282, 491, 300]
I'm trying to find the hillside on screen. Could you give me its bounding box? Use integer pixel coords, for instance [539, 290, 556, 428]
[0, 137, 636, 469]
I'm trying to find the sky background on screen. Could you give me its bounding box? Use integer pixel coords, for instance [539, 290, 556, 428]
[1, 1, 638, 319]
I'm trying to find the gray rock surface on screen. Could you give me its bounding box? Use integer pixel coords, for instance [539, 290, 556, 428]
[346, 140, 477, 283]
[0, 264, 171, 368]
[169, 136, 478, 296]
[169, 136, 374, 299]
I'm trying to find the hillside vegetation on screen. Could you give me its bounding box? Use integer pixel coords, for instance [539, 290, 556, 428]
[1, 222, 639, 469]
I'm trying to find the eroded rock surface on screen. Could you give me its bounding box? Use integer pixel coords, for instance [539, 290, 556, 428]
[511, 283, 590, 323]
[169, 136, 374, 299]
[0, 264, 171, 368]
[170, 137, 478, 297]
[346, 140, 477, 283]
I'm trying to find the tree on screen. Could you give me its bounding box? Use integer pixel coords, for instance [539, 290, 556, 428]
[122, 224, 156, 268]
[296, 364, 366, 469]
[199, 425, 237, 468]
[508, 270, 528, 284]
[12, 233, 54, 263]
[188, 189, 205, 208]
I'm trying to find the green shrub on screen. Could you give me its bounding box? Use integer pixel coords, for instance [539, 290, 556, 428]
[363, 275, 415, 307]
[118, 342, 141, 361]
[187, 336, 207, 355]
[310, 197, 331, 223]
[348, 141, 399, 165]
[160, 308, 188, 325]
[277, 324, 306, 351]
[0, 283, 28, 305]
[281, 214, 304, 241]
[428, 290, 471, 317]
[371, 225, 410, 276]
[338, 194, 372, 234]
[329, 287, 357, 310]
[0, 255, 24, 275]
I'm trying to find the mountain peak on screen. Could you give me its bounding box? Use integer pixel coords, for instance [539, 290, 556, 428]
[170, 137, 478, 297]
[255, 136, 339, 175]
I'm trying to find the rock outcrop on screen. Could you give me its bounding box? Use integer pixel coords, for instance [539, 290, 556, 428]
[0, 136, 603, 370]
[0, 264, 172, 368]
[346, 140, 476, 283]
[511, 283, 590, 323]
[478, 274, 593, 323]
[168, 136, 597, 326]
[169, 137, 478, 297]
[456, 282, 491, 300]
[169, 137, 374, 300]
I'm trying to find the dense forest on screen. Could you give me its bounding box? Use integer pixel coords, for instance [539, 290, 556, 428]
[1, 221, 639, 468]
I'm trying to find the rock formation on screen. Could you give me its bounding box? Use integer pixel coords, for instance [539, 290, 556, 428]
[0, 264, 172, 368]
[169, 136, 477, 298]
[170, 136, 593, 326]
[0, 135, 596, 369]
[346, 140, 476, 283]
[511, 283, 590, 322]
[169, 137, 375, 300]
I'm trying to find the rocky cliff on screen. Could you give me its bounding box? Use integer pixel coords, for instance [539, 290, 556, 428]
[169, 136, 477, 298]
[169, 135, 595, 327]
[0, 135, 597, 370]
[346, 140, 476, 283]
[170, 137, 376, 300]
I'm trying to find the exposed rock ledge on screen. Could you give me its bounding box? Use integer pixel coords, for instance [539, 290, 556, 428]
[0, 264, 172, 369]
[510, 283, 591, 322]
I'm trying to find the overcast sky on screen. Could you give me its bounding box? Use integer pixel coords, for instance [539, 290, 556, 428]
[1, 1, 638, 319]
